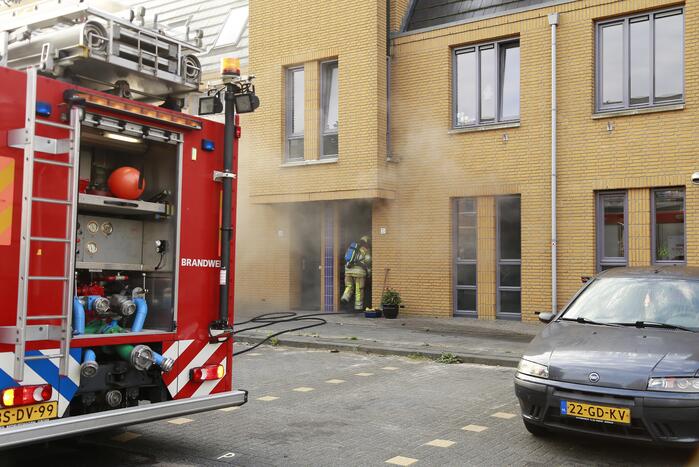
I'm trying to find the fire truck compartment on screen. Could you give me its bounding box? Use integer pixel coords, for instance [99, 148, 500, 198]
[73, 125, 181, 335]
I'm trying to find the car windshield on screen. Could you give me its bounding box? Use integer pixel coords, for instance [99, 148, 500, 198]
[562, 277, 699, 330]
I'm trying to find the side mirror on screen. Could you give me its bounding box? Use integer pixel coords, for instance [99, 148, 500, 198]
[537, 312, 555, 323]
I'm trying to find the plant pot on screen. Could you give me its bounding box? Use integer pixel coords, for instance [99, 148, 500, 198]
[382, 304, 399, 319]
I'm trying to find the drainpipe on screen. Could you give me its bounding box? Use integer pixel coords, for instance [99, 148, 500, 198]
[386, 0, 393, 162]
[549, 13, 559, 313]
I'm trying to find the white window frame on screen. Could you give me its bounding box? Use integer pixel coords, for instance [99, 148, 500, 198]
[595, 7, 684, 112]
[452, 39, 520, 128]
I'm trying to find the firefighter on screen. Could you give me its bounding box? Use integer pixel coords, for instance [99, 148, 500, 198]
[341, 235, 371, 311]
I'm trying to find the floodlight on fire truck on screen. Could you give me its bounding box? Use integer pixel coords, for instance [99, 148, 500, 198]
[233, 93, 260, 114]
[198, 94, 223, 116]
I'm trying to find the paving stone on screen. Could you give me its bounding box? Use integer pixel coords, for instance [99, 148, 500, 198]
[424, 439, 455, 448]
[385, 455, 419, 465]
[166, 417, 193, 425]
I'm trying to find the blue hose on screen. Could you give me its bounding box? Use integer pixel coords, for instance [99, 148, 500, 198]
[83, 348, 96, 364]
[131, 298, 148, 332]
[73, 297, 85, 335]
[152, 351, 174, 372]
[80, 348, 98, 378]
[152, 351, 165, 366]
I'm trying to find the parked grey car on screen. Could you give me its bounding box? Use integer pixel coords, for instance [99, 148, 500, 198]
[515, 267, 699, 445]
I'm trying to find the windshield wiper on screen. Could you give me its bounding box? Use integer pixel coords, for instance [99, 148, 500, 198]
[558, 317, 620, 327]
[613, 321, 697, 332]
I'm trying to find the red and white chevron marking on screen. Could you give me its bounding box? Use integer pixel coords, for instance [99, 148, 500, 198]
[162, 340, 228, 399]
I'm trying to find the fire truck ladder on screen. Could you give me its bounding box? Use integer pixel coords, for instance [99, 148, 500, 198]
[8, 67, 82, 381]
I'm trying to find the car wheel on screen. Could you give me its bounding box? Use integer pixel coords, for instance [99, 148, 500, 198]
[523, 419, 549, 437]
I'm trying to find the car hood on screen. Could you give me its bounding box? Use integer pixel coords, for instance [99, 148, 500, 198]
[524, 321, 699, 390]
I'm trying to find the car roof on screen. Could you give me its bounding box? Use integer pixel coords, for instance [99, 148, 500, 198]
[598, 266, 699, 281]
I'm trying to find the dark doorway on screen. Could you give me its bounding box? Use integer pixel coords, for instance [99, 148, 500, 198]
[338, 201, 373, 311]
[295, 205, 321, 310]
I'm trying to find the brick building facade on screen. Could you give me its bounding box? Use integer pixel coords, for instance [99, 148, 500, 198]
[235, 0, 697, 321]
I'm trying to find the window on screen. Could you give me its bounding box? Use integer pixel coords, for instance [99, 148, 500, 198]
[320, 61, 339, 158]
[454, 40, 519, 127]
[652, 188, 685, 263]
[596, 8, 684, 112]
[454, 198, 477, 315]
[286, 67, 304, 161]
[597, 192, 627, 271]
[213, 6, 248, 48]
[497, 196, 521, 317]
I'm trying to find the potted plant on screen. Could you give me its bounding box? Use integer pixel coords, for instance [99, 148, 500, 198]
[381, 288, 402, 319]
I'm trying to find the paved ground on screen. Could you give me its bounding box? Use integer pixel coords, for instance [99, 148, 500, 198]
[234, 311, 539, 367]
[4, 344, 695, 466]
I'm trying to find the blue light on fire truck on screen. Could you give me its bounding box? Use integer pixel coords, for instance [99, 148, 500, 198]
[35, 102, 52, 117]
[201, 139, 215, 152]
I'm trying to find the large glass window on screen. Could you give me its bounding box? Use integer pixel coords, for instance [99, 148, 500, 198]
[652, 188, 685, 263]
[454, 198, 477, 316]
[213, 6, 248, 48]
[596, 8, 684, 112]
[454, 40, 520, 128]
[320, 60, 339, 158]
[597, 192, 627, 271]
[286, 67, 304, 161]
[497, 196, 521, 317]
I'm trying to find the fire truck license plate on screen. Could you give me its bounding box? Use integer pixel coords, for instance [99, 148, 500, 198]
[0, 401, 58, 427]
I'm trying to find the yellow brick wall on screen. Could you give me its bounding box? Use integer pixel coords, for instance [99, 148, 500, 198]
[245, 0, 390, 202]
[239, 0, 699, 319]
[382, 0, 698, 320]
[628, 188, 651, 267]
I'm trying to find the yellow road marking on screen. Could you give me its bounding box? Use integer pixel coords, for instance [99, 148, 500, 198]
[293, 387, 315, 392]
[219, 406, 240, 412]
[257, 396, 279, 401]
[167, 417, 194, 425]
[111, 431, 141, 442]
[462, 424, 488, 432]
[354, 372, 374, 377]
[382, 367, 399, 371]
[385, 456, 418, 466]
[491, 412, 517, 419]
[325, 379, 346, 384]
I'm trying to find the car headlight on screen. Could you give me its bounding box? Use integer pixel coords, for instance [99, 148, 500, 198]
[647, 377, 699, 392]
[517, 359, 549, 379]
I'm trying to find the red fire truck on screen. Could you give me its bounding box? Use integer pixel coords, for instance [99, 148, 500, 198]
[0, 3, 247, 448]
